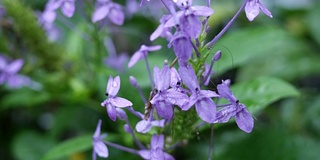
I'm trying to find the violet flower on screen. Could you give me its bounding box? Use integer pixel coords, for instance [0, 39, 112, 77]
[245, 0, 273, 21]
[167, 31, 192, 62]
[101, 76, 133, 121]
[92, 119, 109, 160]
[128, 45, 161, 68]
[150, 64, 189, 120]
[45, 0, 75, 18]
[92, 0, 125, 25]
[179, 64, 219, 123]
[138, 134, 175, 160]
[215, 79, 254, 133]
[166, 0, 214, 38]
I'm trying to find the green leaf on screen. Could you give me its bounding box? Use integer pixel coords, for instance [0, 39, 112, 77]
[1, 88, 50, 110]
[43, 135, 92, 160]
[230, 77, 300, 114]
[207, 26, 304, 75]
[12, 131, 55, 160]
[306, 4, 320, 45]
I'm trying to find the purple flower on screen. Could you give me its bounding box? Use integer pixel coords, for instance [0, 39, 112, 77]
[138, 134, 175, 160]
[92, 1, 125, 25]
[166, 0, 213, 38]
[92, 120, 109, 160]
[101, 76, 133, 121]
[44, 0, 75, 18]
[179, 64, 219, 123]
[150, 65, 189, 120]
[0, 58, 24, 85]
[245, 0, 273, 21]
[128, 45, 161, 68]
[215, 79, 254, 133]
[150, 15, 173, 41]
[104, 53, 129, 72]
[136, 119, 165, 133]
[168, 31, 192, 62]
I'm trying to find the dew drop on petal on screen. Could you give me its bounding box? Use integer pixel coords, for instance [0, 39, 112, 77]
[112, 81, 118, 87]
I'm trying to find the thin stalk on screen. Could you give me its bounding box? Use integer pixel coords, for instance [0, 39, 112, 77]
[205, 1, 247, 48]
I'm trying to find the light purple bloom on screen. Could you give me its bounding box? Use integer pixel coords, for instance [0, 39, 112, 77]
[168, 31, 192, 62]
[138, 134, 175, 160]
[215, 79, 254, 133]
[245, 0, 273, 21]
[104, 53, 129, 72]
[179, 64, 219, 123]
[92, 1, 125, 25]
[136, 119, 165, 133]
[101, 76, 133, 121]
[150, 65, 189, 120]
[44, 0, 75, 18]
[92, 120, 109, 160]
[128, 45, 161, 68]
[167, 0, 213, 38]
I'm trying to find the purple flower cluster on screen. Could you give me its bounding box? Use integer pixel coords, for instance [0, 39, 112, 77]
[92, 0, 272, 159]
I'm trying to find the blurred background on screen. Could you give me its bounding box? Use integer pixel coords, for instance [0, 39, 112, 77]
[0, 0, 320, 159]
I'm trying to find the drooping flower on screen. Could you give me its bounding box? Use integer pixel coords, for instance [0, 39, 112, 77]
[128, 45, 161, 68]
[92, 119, 109, 160]
[167, 31, 192, 62]
[92, 0, 125, 25]
[245, 0, 272, 21]
[101, 76, 133, 121]
[179, 64, 219, 123]
[150, 64, 189, 120]
[138, 134, 175, 160]
[215, 79, 254, 133]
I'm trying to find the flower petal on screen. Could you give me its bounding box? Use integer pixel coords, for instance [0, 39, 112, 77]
[93, 119, 102, 138]
[151, 134, 164, 149]
[138, 150, 151, 159]
[108, 5, 125, 25]
[6, 59, 24, 74]
[92, 5, 111, 23]
[195, 98, 216, 123]
[245, 0, 260, 21]
[128, 50, 143, 68]
[106, 103, 117, 121]
[61, 1, 75, 17]
[94, 140, 109, 158]
[136, 120, 152, 133]
[155, 101, 173, 120]
[216, 80, 237, 104]
[192, 6, 214, 17]
[112, 97, 133, 107]
[179, 64, 199, 93]
[235, 105, 254, 133]
[106, 76, 120, 96]
[150, 24, 164, 41]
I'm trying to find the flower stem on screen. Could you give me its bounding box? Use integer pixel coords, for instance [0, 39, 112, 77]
[205, 0, 247, 48]
[103, 140, 140, 155]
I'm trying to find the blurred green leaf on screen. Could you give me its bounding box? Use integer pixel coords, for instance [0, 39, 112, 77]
[231, 77, 300, 114]
[12, 131, 55, 160]
[43, 134, 92, 160]
[208, 26, 305, 75]
[1, 89, 50, 110]
[306, 4, 320, 45]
